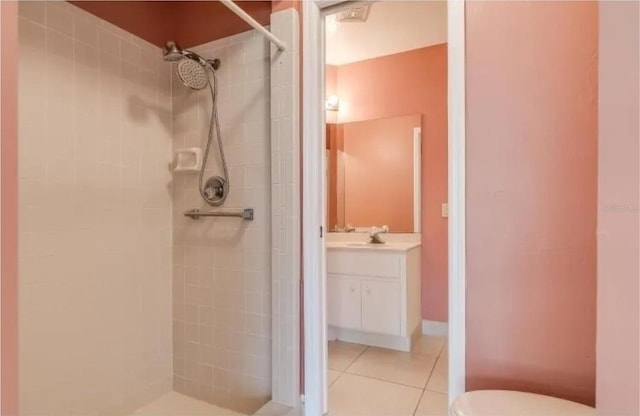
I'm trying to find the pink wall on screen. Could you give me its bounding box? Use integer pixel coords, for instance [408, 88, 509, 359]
[1, 1, 19, 414]
[466, 1, 598, 405]
[326, 66, 339, 229]
[342, 115, 420, 233]
[597, 2, 639, 415]
[326, 65, 337, 95]
[326, 65, 338, 124]
[333, 45, 448, 321]
[326, 123, 340, 229]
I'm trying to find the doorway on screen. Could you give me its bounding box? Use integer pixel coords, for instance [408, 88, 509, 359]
[302, 1, 466, 415]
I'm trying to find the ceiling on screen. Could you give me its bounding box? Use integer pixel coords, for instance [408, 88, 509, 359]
[70, 1, 272, 48]
[325, 1, 447, 66]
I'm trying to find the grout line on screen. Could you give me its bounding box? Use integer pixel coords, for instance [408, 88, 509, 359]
[327, 369, 343, 389]
[425, 358, 439, 383]
[328, 339, 449, 395]
[424, 387, 449, 395]
[342, 370, 427, 391]
[412, 351, 446, 359]
[433, 354, 447, 374]
[329, 338, 447, 380]
[424, 353, 449, 395]
[327, 370, 431, 416]
[340, 344, 369, 373]
[412, 388, 427, 416]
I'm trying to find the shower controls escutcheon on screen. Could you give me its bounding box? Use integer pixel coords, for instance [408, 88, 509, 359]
[203, 176, 228, 206]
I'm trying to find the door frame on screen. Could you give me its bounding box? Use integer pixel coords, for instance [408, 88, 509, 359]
[302, 1, 467, 414]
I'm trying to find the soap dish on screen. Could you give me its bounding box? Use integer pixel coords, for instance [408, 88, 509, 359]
[173, 148, 202, 173]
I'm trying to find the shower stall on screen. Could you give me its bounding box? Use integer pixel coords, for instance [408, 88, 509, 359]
[16, 1, 300, 415]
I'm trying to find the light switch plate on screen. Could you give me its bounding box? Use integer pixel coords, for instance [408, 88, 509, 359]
[442, 203, 449, 218]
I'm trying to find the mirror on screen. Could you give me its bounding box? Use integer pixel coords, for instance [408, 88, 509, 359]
[326, 114, 421, 233]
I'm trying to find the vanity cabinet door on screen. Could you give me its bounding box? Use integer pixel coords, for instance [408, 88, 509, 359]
[327, 276, 362, 330]
[361, 280, 401, 335]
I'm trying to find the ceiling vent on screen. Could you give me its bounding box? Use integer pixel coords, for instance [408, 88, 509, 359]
[335, 4, 372, 23]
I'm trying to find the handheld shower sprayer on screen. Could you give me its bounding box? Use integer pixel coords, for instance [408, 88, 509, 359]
[163, 41, 228, 206]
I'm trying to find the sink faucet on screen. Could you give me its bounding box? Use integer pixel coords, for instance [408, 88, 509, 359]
[334, 224, 356, 233]
[369, 225, 389, 244]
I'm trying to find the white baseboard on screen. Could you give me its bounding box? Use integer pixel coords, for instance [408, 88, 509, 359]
[327, 326, 337, 341]
[422, 320, 448, 337]
[329, 326, 415, 352]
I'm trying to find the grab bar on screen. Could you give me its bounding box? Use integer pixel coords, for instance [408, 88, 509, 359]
[184, 208, 254, 221]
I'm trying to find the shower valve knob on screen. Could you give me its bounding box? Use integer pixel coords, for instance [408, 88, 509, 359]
[206, 186, 222, 198]
[203, 176, 228, 206]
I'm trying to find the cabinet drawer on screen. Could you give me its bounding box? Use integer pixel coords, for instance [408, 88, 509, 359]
[361, 280, 401, 335]
[327, 277, 362, 330]
[327, 250, 401, 278]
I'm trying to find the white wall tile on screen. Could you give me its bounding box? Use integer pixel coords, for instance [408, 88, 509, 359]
[18, 3, 299, 415]
[46, 2, 74, 37]
[18, 2, 173, 415]
[269, 8, 301, 408]
[171, 30, 272, 415]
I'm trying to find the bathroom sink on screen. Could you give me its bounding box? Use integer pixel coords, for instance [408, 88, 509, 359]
[326, 241, 422, 251]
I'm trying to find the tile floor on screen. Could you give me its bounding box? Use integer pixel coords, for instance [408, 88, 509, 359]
[133, 392, 295, 416]
[328, 336, 448, 416]
[132, 392, 242, 416]
[132, 336, 447, 416]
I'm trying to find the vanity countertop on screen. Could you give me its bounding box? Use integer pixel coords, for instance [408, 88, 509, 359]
[326, 241, 421, 252]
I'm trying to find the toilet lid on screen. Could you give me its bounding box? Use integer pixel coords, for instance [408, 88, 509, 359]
[452, 390, 595, 416]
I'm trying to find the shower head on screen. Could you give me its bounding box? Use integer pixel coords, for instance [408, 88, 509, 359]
[177, 58, 209, 90]
[162, 41, 185, 62]
[163, 40, 222, 90]
[163, 41, 209, 90]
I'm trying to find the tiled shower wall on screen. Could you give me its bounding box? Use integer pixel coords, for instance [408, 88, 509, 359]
[269, 8, 301, 406]
[17, 2, 173, 415]
[171, 31, 272, 414]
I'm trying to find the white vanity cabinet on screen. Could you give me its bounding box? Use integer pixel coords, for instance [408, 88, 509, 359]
[326, 244, 421, 352]
[361, 279, 401, 335]
[327, 277, 362, 330]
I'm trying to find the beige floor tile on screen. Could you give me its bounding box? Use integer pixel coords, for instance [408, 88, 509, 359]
[425, 356, 448, 393]
[329, 373, 423, 416]
[328, 369, 342, 386]
[132, 391, 241, 415]
[412, 336, 446, 357]
[328, 341, 367, 371]
[254, 402, 291, 416]
[346, 347, 436, 388]
[415, 391, 449, 416]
